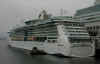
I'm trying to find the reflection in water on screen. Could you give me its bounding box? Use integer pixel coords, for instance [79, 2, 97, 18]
[24, 55, 95, 64]
[95, 57, 100, 64]
[64, 57, 95, 64]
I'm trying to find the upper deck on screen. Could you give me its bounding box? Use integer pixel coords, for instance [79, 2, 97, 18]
[9, 14, 90, 42]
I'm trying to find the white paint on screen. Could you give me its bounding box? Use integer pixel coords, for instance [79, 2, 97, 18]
[57, 24, 71, 55]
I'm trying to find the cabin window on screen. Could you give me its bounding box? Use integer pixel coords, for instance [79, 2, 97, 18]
[10, 23, 58, 42]
[70, 39, 91, 43]
[47, 40, 57, 43]
[87, 27, 89, 30]
[72, 23, 78, 26]
[86, 17, 95, 20]
[47, 40, 50, 42]
[34, 37, 47, 42]
[96, 26, 99, 29]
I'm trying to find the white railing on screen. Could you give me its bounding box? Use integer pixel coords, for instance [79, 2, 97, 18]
[79, 14, 100, 20]
[69, 35, 90, 38]
[87, 17, 100, 22]
[75, 11, 100, 18]
[69, 32, 88, 34]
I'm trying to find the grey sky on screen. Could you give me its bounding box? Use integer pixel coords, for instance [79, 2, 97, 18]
[0, 0, 95, 32]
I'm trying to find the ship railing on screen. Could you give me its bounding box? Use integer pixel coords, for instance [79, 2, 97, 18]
[68, 36, 90, 39]
[69, 32, 89, 34]
[69, 30, 87, 32]
[27, 27, 57, 32]
[71, 43, 92, 47]
[75, 11, 100, 19]
[65, 27, 86, 30]
[69, 36, 100, 39]
[28, 30, 57, 34]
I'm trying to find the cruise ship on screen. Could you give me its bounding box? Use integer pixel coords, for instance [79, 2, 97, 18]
[74, 0, 100, 55]
[8, 10, 95, 57]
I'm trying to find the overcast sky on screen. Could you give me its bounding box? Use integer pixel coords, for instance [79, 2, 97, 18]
[0, 0, 95, 32]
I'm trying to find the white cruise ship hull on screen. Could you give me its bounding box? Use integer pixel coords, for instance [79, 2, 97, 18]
[8, 40, 95, 57]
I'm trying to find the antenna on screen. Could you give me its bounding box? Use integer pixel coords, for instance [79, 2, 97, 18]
[60, 8, 67, 16]
[33, 8, 38, 19]
[60, 8, 63, 16]
[63, 9, 67, 16]
[20, 19, 25, 26]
